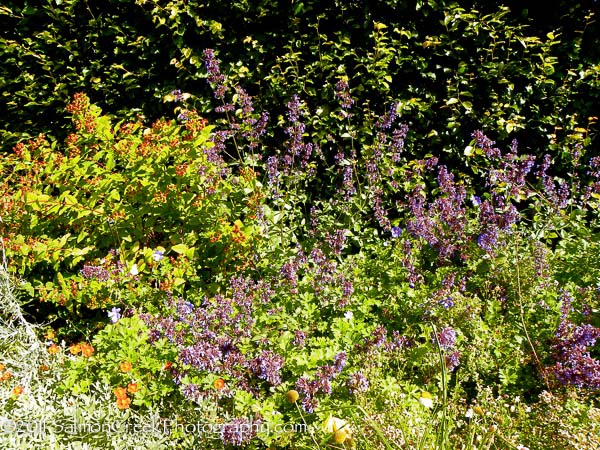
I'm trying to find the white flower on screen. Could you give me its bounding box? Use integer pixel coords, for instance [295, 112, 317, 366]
[419, 391, 434, 409]
[465, 408, 474, 418]
[344, 311, 354, 321]
[516, 445, 530, 450]
[129, 264, 138, 276]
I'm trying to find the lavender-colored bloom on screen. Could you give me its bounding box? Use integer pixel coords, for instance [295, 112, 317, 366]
[203, 49, 228, 99]
[182, 383, 201, 401]
[152, 250, 165, 262]
[80, 264, 110, 282]
[326, 229, 347, 255]
[341, 279, 354, 299]
[477, 231, 498, 253]
[333, 352, 348, 373]
[385, 331, 410, 351]
[178, 300, 194, 315]
[549, 319, 600, 389]
[471, 130, 501, 158]
[296, 376, 319, 397]
[171, 89, 184, 102]
[445, 351, 461, 372]
[334, 79, 354, 111]
[267, 155, 279, 188]
[301, 396, 318, 413]
[251, 350, 285, 386]
[391, 226, 402, 238]
[347, 372, 369, 394]
[221, 417, 257, 446]
[280, 261, 298, 287]
[148, 329, 161, 343]
[439, 297, 454, 309]
[376, 102, 398, 129]
[369, 325, 388, 349]
[180, 341, 222, 371]
[292, 330, 306, 348]
[108, 307, 121, 323]
[435, 327, 457, 350]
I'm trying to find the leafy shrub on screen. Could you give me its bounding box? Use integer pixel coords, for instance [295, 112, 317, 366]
[1, 92, 264, 335]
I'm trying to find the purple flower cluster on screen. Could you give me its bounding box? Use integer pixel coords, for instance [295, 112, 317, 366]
[445, 350, 461, 372]
[141, 277, 281, 398]
[170, 89, 184, 102]
[80, 256, 124, 282]
[283, 95, 314, 172]
[472, 130, 501, 158]
[334, 151, 357, 200]
[233, 85, 269, 151]
[434, 326, 457, 350]
[181, 383, 201, 402]
[407, 165, 469, 259]
[180, 341, 222, 371]
[80, 264, 110, 282]
[280, 260, 299, 290]
[325, 229, 348, 255]
[293, 330, 306, 347]
[203, 49, 228, 99]
[249, 350, 285, 386]
[295, 352, 348, 413]
[334, 79, 354, 115]
[361, 325, 387, 352]
[548, 319, 600, 389]
[376, 103, 398, 130]
[347, 371, 369, 394]
[221, 417, 258, 447]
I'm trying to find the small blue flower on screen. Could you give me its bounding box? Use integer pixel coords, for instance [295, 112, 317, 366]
[108, 307, 121, 323]
[152, 250, 165, 262]
[439, 297, 454, 309]
[391, 227, 403, 238]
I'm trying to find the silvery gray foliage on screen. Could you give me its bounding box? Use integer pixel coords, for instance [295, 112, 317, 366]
[0, 249, 173, 450]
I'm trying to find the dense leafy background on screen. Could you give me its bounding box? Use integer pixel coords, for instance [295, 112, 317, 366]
[2, 0, 599, 161]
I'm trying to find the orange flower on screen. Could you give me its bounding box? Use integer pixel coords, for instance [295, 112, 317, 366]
[45, 330, 55, 340]
[114, 387, 128, 399]
[69, 344, 81, 355]
[116, 396, 131, 410]
[163, 361, 173, 370]
[12, 385, 24, 396]
[0, 363, 5, 371]
[214, 378, 225, 390]
[120, 361, 132, 373]
[39, 365, 50, 372]
[80, 343, 94, 357]
[127, 383, 139, 394]
[1, 371, 12, 382]
[48, 344, 60, 355]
